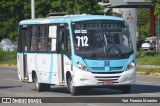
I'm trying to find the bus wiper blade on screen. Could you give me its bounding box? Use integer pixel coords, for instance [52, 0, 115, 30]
[106, 44, 122, 56]
[89, 47, 96, 58]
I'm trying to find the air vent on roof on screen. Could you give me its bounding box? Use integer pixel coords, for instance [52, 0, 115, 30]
[46, 12, 68, 17]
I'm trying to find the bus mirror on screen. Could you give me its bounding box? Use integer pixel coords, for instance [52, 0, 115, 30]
[122, 28, 127, 35]
[60, 24, 68, 29]
[21, 25, 28, 30]
[60, 24, 65, 27]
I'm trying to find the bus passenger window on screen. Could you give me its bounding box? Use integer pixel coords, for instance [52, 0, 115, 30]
[47, 38, 52, 51]
[37, 42, 43, 50]
[20, 27, 29, 52]
[64, 29, 71, 57]
[49, 25, 57, 52]
[30, 26, 38, 51]
[30, 39, 37, 51]
[25, 46, 27, 51]
[30, 45, 36, 51]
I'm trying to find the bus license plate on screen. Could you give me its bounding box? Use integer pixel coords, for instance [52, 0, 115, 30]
[102, 80, 113, 85]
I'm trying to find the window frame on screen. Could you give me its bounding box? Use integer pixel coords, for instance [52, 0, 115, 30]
[18, 23, 62, 53]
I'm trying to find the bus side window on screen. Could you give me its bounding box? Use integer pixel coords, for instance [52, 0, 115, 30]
[49, 25, 57, 52]
[64, 29, 71, 57]
[20, 26, 29, 52]
[30, 26, 38, 51]
[58, 24, 71, 57]
[23, 25, 58, 52]
[47, 38, 52, 51]
[37, 26, 47, 51]
[59, 29, 65, 52]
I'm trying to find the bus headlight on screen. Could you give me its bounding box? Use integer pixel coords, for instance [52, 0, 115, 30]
[126, 61, 135, 71]
[76, 61, 89, 71]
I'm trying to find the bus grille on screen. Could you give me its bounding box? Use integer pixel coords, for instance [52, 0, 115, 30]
[91, 67, 123, 73]
[92, 74, 121, 84]
[91, 67, 104, 70]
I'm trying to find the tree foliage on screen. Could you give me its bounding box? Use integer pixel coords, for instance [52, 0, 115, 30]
[0, 0, 30, 41]
[151, 0, 160, 18]
[0, 0, 102, 42]
[137, 9, 150, 39]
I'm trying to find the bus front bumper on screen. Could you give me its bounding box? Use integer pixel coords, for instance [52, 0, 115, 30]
[73, 67, 136, 87]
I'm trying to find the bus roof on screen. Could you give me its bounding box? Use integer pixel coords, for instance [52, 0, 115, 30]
[19, 14, 124, 25]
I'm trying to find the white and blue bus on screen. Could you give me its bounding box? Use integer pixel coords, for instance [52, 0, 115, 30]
[17, 14, 136, 95]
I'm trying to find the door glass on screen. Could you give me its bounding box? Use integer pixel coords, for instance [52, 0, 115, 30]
[49, 26, 57, 51]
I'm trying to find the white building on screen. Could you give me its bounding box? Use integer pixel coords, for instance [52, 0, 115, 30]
[0, 38, 16, 51]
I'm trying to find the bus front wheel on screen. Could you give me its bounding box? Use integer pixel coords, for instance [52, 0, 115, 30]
[67, 77, 78, 96]
[120, 85, 131, 94]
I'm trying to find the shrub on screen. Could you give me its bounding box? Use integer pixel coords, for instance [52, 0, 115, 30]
[0, 51, 17, 64]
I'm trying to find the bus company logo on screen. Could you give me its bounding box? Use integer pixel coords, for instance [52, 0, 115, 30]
[42, 58, 47, 64]
[104, 61, 110, 67]
[2, 98, 11, 103]
[126, 12, 134, 22]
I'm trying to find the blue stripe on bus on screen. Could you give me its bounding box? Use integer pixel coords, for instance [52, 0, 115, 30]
[19, 15, 124, 25]
[48, 54, 53, 83]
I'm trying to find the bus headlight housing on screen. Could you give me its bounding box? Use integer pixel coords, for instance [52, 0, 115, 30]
[76, 61, 89, 71]
[126, 61, 135, 71]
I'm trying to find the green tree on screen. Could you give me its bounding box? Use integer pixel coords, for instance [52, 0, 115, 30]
[0, 0, 30, 41]
[151, 0, 160, 18]
[0, 0, 102, 42]
[36, 0, 53, 18]
[49, 0, 102, 14]
[137, 9, 150, 39]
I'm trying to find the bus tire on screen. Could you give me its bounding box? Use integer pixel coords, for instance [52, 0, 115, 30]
[67, 77, 78, 96]
[44, 84, 50, 91]
[120, 85, 131, 94]
[34, 75, 44, 92]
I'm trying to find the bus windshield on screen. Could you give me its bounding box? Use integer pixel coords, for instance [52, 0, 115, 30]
[72, 20, 133, 60]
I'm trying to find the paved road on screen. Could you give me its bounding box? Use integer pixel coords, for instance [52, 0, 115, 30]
[0, 66, 160, 106]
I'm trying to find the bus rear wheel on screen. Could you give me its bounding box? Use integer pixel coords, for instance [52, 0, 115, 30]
[67, 77, 78, 96]
[34, 75, 50, 92]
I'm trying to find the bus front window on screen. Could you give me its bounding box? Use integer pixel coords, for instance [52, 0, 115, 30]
[72, 20, 133, 60]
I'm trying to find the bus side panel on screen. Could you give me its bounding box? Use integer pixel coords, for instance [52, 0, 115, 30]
[17, 53, 24, 81]
[63, 55, 72, 85]
[27, 53, 60, 84]
[26, 53, 36, 83]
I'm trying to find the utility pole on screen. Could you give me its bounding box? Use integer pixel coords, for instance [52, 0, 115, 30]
[158, 18, 160, 52]
[31, 0, 35, 19]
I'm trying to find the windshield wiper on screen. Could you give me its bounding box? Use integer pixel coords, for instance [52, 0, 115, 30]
[103, 33, 108, 54]
[105, 44, 122, 56]
[89, 47, 96, 58]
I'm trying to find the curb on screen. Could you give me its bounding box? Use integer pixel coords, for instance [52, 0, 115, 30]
[0, 64, 17, 67]
[136, 65, 160, 76]
[137, 65, 160, 68]
[136, 72, 160, 76]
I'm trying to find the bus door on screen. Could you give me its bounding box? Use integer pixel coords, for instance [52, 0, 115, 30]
[19, 26, 29, 81]
[58, 24, 71, 84]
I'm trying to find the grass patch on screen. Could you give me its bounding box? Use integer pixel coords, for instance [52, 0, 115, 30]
[0, 51, 17, 65]
[136, 67, 160, 75]
[136, 56, 160, 66]
[136, 51, 160, 66]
